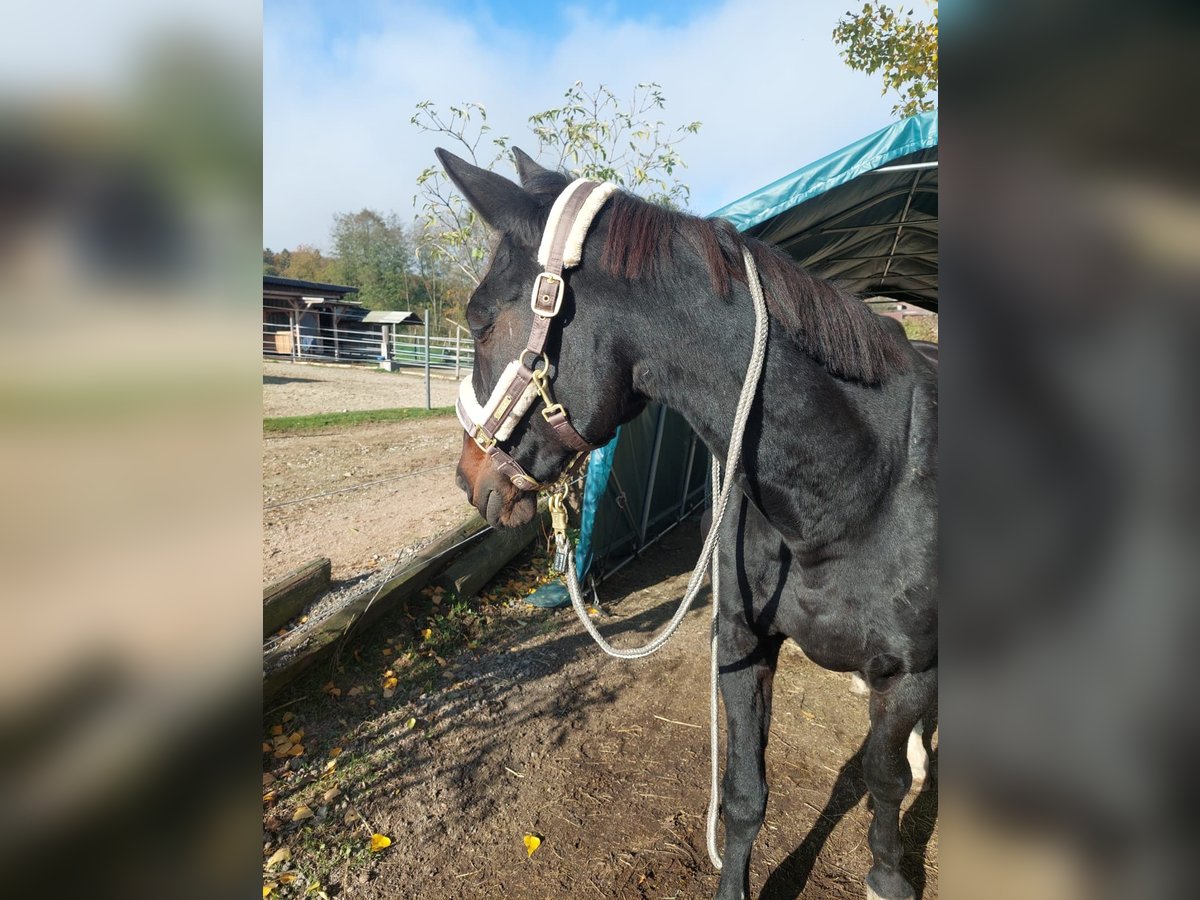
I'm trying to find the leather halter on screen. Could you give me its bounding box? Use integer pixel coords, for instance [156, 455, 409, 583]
[456, 178, 617, 491]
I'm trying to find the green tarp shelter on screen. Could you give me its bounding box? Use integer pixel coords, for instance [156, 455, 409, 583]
[532, 112, 938, 601]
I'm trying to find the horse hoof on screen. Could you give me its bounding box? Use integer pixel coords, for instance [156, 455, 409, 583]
[866, 871, 915, 900]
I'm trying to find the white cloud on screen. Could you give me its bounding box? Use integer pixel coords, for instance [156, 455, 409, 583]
[264, 0, 897, 251]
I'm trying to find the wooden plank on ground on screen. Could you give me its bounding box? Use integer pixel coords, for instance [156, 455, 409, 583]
[263, 512, 489, 701]
[434, 516, 541, 600]
[263, 557, 331, 638]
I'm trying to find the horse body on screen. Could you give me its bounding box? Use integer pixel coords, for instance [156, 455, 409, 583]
[438, 147, 937, 900]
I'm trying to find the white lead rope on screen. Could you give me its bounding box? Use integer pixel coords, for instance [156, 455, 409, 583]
[560, 246, 770, 871]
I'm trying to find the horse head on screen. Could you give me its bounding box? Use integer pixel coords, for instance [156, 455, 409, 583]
[438, 148, 642, 528]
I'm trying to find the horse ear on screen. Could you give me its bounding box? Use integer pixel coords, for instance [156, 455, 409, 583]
[511, 147, 551, 187]
[435, 148, 540, 241]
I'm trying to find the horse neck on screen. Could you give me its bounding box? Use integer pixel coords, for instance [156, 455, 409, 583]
[623, 274, 912, 552]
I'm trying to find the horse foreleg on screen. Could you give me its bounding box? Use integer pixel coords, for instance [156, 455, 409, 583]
[714, 629, 783, 900]
[863, 667, 937, 900]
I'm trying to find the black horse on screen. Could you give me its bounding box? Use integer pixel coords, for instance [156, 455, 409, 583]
[441, 148, 937, 900]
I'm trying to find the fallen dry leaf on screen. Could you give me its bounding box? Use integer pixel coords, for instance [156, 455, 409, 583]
[262, 742, 272, 753]
[322, 760, 337, 775]
[422, 628, 433, 640]
[265, 847, 291, 869]
[289, 730, 304, 743]
[270, 725, 284, 736]
[524, 833, 542, 857]
[383, 676, 398, 690]
[323, 788, 341, 803]
[343, 810, 359, 825]
[347, 686, 364, 697]
[281, 711, 296, 723]
[263, 772, 276, 787]
[277, 873, 298, 885]
[370, 833, 392, 853]
[288, 744, 305, 757]
[263, 791, 277, 804]
[404, 717, 416, 731]
[292, 804, 314, 822]
[263, 883, 275, 897]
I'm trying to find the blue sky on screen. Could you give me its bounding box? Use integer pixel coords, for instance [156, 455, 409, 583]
[264, 0, 909, 252]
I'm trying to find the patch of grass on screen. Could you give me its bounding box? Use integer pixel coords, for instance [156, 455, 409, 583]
[263, 406, 455, 433]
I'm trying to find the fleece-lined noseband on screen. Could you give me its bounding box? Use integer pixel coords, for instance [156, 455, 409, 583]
[456, 178, 617, 491]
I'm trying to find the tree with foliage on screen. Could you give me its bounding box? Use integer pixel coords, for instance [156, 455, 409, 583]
[833, 1, 938, 118]
[263, 245, 338, 282]
[328, 209, 414, 310]
[411, 82, 701, 294]
[286, 244, 338, 282]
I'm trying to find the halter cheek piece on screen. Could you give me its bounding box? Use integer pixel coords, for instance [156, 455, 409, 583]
[456, 178, 618, 491]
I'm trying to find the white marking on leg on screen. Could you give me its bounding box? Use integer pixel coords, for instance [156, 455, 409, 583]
[906, 721, 928, 786]
[850, 673, 870, 696]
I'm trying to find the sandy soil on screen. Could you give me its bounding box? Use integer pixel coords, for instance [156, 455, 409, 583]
[263, 361, 461, 419]
[263, 524, 938, 899]
[263, 361, 472, 585]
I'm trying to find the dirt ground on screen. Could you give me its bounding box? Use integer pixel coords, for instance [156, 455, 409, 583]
[263, 360, 461, 418]
[262, 524, 938, 900]
[262, 360, 937, 899]
[263, 362, 469, 584]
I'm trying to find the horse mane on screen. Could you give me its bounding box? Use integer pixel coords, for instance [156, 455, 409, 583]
[598, 191, 909, 385]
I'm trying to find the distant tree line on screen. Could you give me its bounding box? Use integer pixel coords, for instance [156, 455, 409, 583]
[264, 208, 472, 326]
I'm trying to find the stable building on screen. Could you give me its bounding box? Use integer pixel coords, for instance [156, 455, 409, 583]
[263, 275, 366, 361]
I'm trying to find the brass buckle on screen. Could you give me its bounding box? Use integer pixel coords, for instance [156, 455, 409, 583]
[472, 425, 496, 451]
[541, 402, 566, 423]
[530, 272, 565, 317]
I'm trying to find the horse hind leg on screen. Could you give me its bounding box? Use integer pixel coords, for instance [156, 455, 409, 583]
[906, 720, 928, 786]
[863, 667, 937, 900]
[853, 673, 928, 789]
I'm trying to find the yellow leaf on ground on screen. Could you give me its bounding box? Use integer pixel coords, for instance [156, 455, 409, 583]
[383, 676, 398, 690]
[263, 791, 277, 804]
[328, 747, 342, 758]
[323, 760, 337, 775]
[292, 804, 314, 822]
[263, 883, 275, 897]
[270, 725, 284, 736]
[265, 847, 291, 869]
[282, 711, 296, 723]
[422, 628, 432, 640]
[404, 717, 416, 730]
[288, 744, 305, 757]
[288, 731, 304, 743]
[524, 833, 542, 857]
[370, 833, 392, 853]
[278, 873, 297, 885]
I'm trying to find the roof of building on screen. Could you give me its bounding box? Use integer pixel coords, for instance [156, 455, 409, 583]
[263, 275, 360, 296]
[710, 111, 938, 311]
[362, 310, 424, 326]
